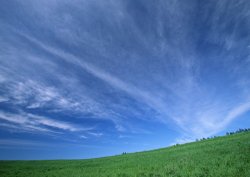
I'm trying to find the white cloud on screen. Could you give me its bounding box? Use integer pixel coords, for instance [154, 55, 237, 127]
[88, 132, 103, 137]
[172, 102, 250, 144]
[80, 135, 88, 139]
[0, 117, 58, 134]
[27, 114, 83, 132]
[1, 78, 106, 118]
[0, 96, 9, 103]
[220, 102, 250, 128]
[0, 111, 89, 134]
[0, 111, 28, 124]
[171, 137, 194, 145]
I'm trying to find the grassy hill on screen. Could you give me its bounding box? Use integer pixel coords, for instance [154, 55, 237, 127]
[0, 131, 250, 177]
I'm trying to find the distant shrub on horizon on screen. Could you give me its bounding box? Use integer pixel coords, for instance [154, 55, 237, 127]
[197, 128, 250, 142]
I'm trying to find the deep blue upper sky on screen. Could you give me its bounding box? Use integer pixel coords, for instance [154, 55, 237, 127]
[0, 0, 250, 160]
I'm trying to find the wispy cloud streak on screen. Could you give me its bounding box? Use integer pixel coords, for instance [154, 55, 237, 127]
[0, 111, 89, 134]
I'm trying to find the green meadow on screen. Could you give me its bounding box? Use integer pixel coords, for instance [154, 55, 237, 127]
[1, 131, 250, 177]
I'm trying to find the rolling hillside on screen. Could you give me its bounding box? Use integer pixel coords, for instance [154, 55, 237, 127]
[0, 131, 250, 177]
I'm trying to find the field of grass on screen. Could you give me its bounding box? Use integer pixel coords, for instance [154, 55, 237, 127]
[0, 131, 250, 177]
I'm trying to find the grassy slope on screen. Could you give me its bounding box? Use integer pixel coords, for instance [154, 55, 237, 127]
[0, 132, 250, 177]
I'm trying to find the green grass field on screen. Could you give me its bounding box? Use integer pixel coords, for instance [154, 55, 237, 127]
[1, 131, 250, 177]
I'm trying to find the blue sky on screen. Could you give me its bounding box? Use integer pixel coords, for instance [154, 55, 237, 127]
[0, 0, 250, 160]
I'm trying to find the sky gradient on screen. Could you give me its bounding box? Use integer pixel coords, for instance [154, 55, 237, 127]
[0, 0, 250, 160]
